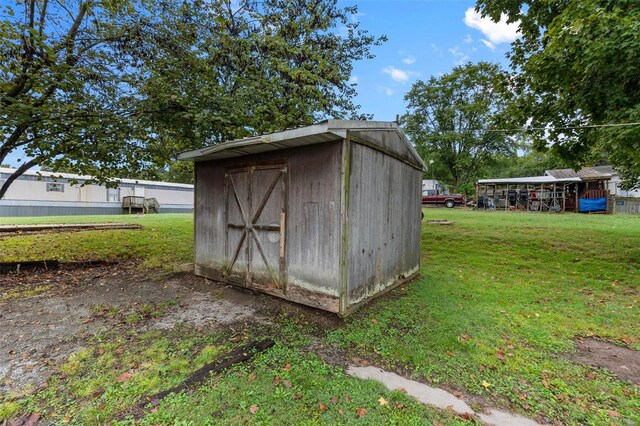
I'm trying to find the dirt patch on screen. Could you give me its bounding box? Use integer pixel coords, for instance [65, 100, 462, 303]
[0, 262, 342, 395]
[0, 223, 142, 236]
[567, 337, 640, 385]
[0, 263, 259, 394]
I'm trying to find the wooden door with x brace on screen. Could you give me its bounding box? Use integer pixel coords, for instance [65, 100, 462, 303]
[224, 162, 287, 290]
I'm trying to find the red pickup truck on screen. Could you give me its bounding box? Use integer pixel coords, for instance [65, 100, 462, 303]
[422, 191, 465, 208]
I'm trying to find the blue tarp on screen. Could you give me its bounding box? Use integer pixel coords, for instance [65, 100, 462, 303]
[579, 197, 607, 212]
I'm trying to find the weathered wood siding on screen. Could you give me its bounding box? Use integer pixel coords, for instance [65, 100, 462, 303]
[346, 139, 421, 308]
[194, 141, 344, 310]
[612, 196, 640, 215]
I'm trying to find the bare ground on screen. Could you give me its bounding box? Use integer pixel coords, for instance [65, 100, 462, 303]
[0, 262, 339, 396]
[567, 337, 640, 386]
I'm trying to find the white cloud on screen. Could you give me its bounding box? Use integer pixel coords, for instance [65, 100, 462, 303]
[351, 11, 365, 23]
[430, 43, 443, 57]
[348, 76, 359, 84]
[402, 56, 416, 65]
[463, 34, 473, 44]
[463, 8, 520, 44]
[481, 39, 496, 51]
[382, 66, 419, 84]
[377, 86, 394, 96]
[448, 46, 469, 66]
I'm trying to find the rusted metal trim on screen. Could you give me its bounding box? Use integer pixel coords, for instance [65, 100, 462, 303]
[349, 134, 423, 171]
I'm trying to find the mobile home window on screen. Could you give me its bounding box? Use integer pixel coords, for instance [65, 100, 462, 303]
[107, 187, 120, 202]
[46, 182, 64, 192]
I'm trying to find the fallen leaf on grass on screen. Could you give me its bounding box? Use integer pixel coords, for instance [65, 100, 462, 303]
[356, 408, 367, 417]
[378, 397, 388, 406]
[459, 334, 471, 342]
[249, 404, 259, 414]
[541, 379, 550, 389]
[338, 409, 345, 415]
[247, 373, 256, 381]
[620, 336, 633, 344]
[273, 376, 281, 385]
[329, 396, 339, 404]
[283, 363, 291, 371]
[116, 372, 133, 383]
[370, 318, 378, 324]
[319, 403, 328, 412]
[481, 381, 491, 388]
[282, 380, 292, 388]
[607, 410, 620, 418]
[344, 395, 351, 402]
[114, 348, 124, 356]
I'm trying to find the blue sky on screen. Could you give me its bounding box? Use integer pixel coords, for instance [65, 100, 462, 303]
[342, 0, 520, 121]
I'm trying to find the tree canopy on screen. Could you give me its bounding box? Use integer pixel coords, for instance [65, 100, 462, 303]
[476, 0, 640, 189]
[402, 62, 512, 189]
[0, 0, 384, 198]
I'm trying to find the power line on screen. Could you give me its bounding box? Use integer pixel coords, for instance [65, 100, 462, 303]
[421, 121, 640, 134]
[482, 122, 640, 133]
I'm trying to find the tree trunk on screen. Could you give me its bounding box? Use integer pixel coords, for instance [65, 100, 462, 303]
[0, 158, 39, 200]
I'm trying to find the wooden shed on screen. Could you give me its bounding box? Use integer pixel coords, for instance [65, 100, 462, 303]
[178, 120, 425, 316]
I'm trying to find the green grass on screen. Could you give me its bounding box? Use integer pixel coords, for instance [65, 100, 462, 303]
[1, 210, 639, 424]
[328, 209, 640, 424]
[0, 214, 193, 269]
[2, 320, 461, 426]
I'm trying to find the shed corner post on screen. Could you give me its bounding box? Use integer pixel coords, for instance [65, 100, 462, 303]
[339, 131, 352, 316]
[194, 161, 199, 270]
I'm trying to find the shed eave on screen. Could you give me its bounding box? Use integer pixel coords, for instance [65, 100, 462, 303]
[176, 120, 426, 168]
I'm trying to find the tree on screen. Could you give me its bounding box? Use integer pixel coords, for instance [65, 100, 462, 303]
[134, 0, 385, 176]
[483, 149, 569, 180]
[402, 62, 512, 188]
[0, 0, 384, 198]
[476, 0, 640, 189]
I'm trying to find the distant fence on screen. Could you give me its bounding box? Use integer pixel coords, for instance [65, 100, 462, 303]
[611, 197, 640, 215]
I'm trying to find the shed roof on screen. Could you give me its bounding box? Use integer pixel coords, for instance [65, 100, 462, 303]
[177, 120, 426, 169]
[477, 176, 581, 185]
[545, 167, 612, 181]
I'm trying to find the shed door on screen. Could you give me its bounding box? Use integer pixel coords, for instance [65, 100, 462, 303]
[224, 163, 287, 290]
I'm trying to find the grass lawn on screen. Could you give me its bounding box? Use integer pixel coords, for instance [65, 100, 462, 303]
[0, 213, 193, 269]
[1, 210, 638, 425]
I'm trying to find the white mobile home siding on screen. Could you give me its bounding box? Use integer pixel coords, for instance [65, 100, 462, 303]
[0, 168, 193, 217]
